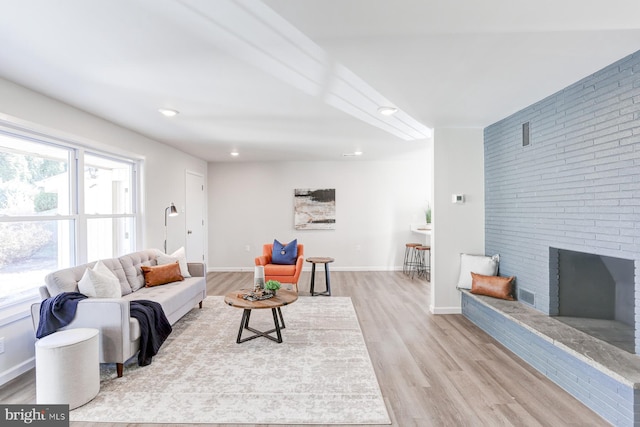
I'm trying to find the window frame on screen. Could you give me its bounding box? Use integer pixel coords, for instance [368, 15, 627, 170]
[79, 148, 139, 263]
[0, 120, 143, 310]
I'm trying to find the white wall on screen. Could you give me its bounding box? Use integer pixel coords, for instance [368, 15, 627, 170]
[431, 128, 484, 314]
[0, 78, 208, 253]
[0, 78, 207, 385]
[208, 152, 431, 271]
[0, 310, 36, 385]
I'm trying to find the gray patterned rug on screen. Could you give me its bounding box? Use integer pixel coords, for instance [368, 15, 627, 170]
[70, 296, 391, 424]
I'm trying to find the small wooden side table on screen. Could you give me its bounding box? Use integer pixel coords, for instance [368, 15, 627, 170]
[306, 257, 334, 296]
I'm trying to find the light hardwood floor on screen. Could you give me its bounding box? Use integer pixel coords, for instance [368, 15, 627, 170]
[0, 271, 607, 426]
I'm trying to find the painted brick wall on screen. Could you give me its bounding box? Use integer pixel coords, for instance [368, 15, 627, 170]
[462, 294, 635, 426]
[484, 50, 640, 324]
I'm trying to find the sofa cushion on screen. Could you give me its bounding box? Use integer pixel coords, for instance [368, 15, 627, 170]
[119, 250, 158, 292]
[45, 264, 86, 296]
[100, 257, 133, 296]
[142, 262, 183, 287]
[44, 258, 130, 297]
[123, 277, 204, 321]
[129, 317, 141, 341]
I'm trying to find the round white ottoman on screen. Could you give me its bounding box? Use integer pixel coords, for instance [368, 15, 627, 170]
[36, 328, 100, 409]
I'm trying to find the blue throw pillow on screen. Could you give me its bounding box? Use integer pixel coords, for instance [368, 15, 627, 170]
[272, 239, 298, 265]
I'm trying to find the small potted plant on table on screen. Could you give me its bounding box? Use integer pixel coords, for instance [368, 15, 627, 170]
[264, 280, 281, 295]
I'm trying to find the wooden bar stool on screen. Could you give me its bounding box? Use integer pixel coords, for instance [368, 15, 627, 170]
[422, 245, 431, 281]
[411, 245, 431, 281]
[403, 243, 422, 275]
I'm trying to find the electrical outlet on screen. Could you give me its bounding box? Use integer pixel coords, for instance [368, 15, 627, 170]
[244, 245, 251, 252]
[0, 337, 5, 354]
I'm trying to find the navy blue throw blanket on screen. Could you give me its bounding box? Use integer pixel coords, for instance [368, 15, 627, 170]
[36, 292, 88, 339]
[130, 300, 172, 366]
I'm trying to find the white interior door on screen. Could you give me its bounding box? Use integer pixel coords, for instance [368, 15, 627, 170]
[185, 171, 205, 262]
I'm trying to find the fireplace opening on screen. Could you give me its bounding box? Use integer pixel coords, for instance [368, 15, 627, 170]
[550, 247, 635, 354]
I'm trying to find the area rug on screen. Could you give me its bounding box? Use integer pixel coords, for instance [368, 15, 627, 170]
[70, 296, 391, 424]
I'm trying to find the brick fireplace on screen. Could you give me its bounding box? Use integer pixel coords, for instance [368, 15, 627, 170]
[471, 50, 640, 425]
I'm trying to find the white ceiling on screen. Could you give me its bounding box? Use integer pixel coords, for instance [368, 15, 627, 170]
[0, 0, 639, 162]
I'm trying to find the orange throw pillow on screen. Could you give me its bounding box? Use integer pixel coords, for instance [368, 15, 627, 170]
[141, 262, 183, 287]
[470, 272, 515, 300]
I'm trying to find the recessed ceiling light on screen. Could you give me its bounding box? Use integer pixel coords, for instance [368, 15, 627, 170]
[377, 106, 398, 116]
[158, 108, 179, 117]
[230, 151, 239, 157]
[342, 151, 363, 157]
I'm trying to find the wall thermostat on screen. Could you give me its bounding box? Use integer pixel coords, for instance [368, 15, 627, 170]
[452, 194, 465, 204]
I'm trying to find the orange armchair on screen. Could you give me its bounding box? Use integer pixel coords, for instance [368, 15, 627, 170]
[255, 243, 304, 291]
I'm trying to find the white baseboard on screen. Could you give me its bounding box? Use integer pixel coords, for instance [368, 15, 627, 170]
[207, 266, 404, 273]
[324, 266, 401, 272]
[207, 267, 254, 272]
[429, 305, 462, 315]
[0, 357, 34, 386]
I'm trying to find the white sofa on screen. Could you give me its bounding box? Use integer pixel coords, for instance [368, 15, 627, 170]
[31, 249, 207, 377]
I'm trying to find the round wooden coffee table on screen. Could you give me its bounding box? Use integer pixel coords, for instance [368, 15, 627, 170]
[224, 289, 298, 343]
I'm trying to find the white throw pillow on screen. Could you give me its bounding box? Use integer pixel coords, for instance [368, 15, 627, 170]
[78, 260, 121, 298]
[157, 246, 191, 278]
[457, 253, 500, 290]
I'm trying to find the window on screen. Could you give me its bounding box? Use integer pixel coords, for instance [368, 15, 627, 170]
[0, 130, 139, 308]
[84, 153, 136, 261]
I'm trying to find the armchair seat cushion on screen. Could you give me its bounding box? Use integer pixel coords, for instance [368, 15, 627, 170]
[265, 264, 296, 276]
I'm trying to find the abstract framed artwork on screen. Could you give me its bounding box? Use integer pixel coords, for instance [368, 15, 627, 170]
[294, 188, 336, 230]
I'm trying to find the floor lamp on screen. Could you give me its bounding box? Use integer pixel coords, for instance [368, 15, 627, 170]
[164, 203, 179, 253]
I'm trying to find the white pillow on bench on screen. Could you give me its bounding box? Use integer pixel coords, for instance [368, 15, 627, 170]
[457, 253, 500, 289]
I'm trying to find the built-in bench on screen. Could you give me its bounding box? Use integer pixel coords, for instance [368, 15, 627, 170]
[461, 290, 640, 426]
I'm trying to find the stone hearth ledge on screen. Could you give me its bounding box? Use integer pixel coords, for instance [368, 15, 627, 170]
[460, 289, 640, 388]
